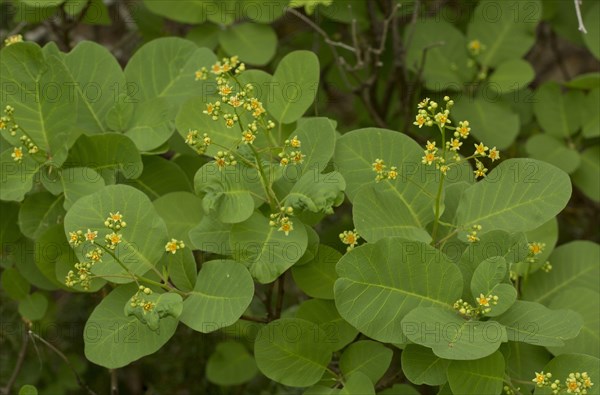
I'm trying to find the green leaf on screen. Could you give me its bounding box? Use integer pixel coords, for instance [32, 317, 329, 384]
[1, 267, 30, 300]
[401, 344, 450, 386]
[582, 89, 600, 138]
[188, 216, 232, 255]
[64, 185, 169, 281]
[402, 307, 507, 360]
[0, 149, 42, 201]
[0, 201, 21, 244]
[564, 73, 600, 90]
[65, 133, 143, 181]
[230, 211, 308, 284]
[470, 257, 517, 317]
[60, 167, 106, 210]
[334, 128, 437, 242]
[124, 98, 174, 152]
[0, 42, 77, 165]
[18, 385, 38, 395]
[63, 41, 125, 133]
[124, 291, 183, 331]
[283, 171, 345, 215]
[533, 82, 584, 138]
[339, 372, 375, 395]
[254, 318, 333, 387]
[573, 146, 600, 202]
[467, 0, 541, 67]
[179, 260, 254, 333]
[18, 192, 65, 239]
[513, 217, 558, 275]
[268, 51, 320, 124]
[458, 230, 528, 297]
[292, 244, 341, 300]
[583, 3, 600, 60]
[84, 284, 178, 368]
[153, 191, 203, 246]
[292, 117, 337, 175]
[18, 292, 48, 321]
[451, 97, 519, 149]
[2, 238, 57, 291]
[206, 341, 258, 386]
[378, 384, 420, 395]
[534, 354, 600, 395]
[185, 23, 220, 50]
[165, 248, 196, 292]
[456, 159, 572, 234]
[447, 351, 505, 395]
[124, 37, 217, 107]
[219, 22, 277, 66]
[404, 18, 470, 91]
[143, 0, 206, 23]
[488, 59, 534, 93]
[195, 162, 262, 224]
[547, 288, 600, 358]
[124, 155, 191, 200]
[334, 238, 463, 344]
[502, 342, 551, 393]
[522, 241, 600, 302]
[296, 299, 358, 352]
[495, 301, 582, 347]
[339, 340, 392, 384]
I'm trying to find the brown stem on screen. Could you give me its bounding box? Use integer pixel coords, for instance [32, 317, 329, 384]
[110, 369, 119, 395]
[0, 329, 29, 395]
[274, 273, 286, 319]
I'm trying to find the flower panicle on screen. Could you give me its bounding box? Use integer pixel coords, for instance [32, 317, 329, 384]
[270, 206, 294, 236]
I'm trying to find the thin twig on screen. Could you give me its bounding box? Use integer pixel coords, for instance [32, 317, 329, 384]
[110, 369, 119, 395]
[240, 315, 268, 324]
[28, 331, 98, 395]
[574, 0, 588, 34]
[0, 330, 29, 395]
[274, 273, 286, 319]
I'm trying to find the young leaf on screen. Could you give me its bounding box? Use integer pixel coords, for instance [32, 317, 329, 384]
[84, 284, 178, 368]
[179, 260, 253, 333]
[402, 306, 507, 360]
[206, 341, 258, 386]
[339, 340, 393, 384]
[470, 257, 517, 316]
[218, 22, 277, 66]
[254, 318, 332, 387]
[495, 301, 583, 347]
[334, 238, 463, 344]
[533, 82, 584, 138]
[230, 211, 308, 284]
[447, 351, 505, 395]
[456, 159, 572, 234]
[401, 344, 450, 386]
[268, 51, 320, 124]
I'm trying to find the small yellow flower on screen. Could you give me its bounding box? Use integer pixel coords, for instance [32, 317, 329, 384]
[468, 39, 484, 55]
[11, 147, 23, 162]
[417, 97, 430, 109]
[86, 248, 103, 262]
[219, 85, 232, 96]
[142, 301, 156, 313]
[339, 230, 360, 251]
[529, 242, 545, 255]
[110, 212, 123, 222]
[211, 63, 223, 75]
[488, 147, 500, 161]
[204, 103, 215, 116]
[85, 229, 98, 243]
[225, 118, 235, 128]
[68, 230, 84, 247]
[534, 372, 546, 385]
[476, 293, 490, 307]
[278, 218, 293, 236]
[292, 151, 305, 164]
[229, 95, 242, 107]
[474, 161, 488, 178]
[414, 114, 426, 128]
[242, 130, 256, 144]
[195, 67, 207, 80]
[474, 143, 489, 156]
[165, 239, 185, 254]
[422, 152, 437, 165]
[4, 34, 23, 47]
[388, 166, 398, 180]
[456, 121, 470, 138]
[440, 165, 449, 175]
[434, 111, 451, 126]
[448, 138, 462, 151]
[108, 233, 122, 245]
[372, 158, 385, 173]
[426, 140, 436, 152]
[280, 157, 289, 166]
[290, 136, 301, 148]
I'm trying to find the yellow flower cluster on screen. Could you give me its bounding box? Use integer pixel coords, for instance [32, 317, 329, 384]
[1, 106, 39, 163]
[533, 371, 594, 395]
[269, 206, 294, 236]
[4, 34, 23, 47]
[198, 56, 275, 138]
[466, 224, 482, 243]
[371, 158, 398, 182]
[185, 130, 211, 154]
[214, 151, 237, 170]
[339, 230, 360, 251]
[414, 96, 500, 179]
[453, 292, 498, 318]
[129, 285, 156, 313]
[279, 136, 305, 166]
[165, 239, 185, 254]
[526, 241, 546, 264]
